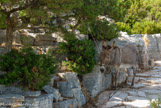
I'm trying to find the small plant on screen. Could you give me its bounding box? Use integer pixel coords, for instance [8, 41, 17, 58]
[57, 32, 96, 75]
[0, 47, 56, 90]
[150, 97, 161, 108]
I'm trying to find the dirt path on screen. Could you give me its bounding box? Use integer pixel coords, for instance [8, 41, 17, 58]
[97, 66, 161, 108]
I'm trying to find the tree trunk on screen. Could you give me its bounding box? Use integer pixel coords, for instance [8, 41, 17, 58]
[5, 16, 14, 52]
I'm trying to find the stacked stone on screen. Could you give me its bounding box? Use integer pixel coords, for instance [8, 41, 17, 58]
[0, 86, 54, 108]
[52, 72, 86, 108]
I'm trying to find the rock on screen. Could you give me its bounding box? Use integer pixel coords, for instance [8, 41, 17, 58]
[0, 94, 24, 107]
[36, 34, 55, 41]
[83, 65, 112, 97]
[127, 96, 148, 101]
[57, 72, 86, 107]
[5, 87, 23, 94]
[97, 91, 113, 107]
[53, 98, 77, 108]
[24, 94, 54, 108]
[138, 91, 146, 97]
[22, 91, 41, 97]
[117, 72, 127, 85]
[133, 83, 146, 88]
[142, 89, 161, 94]
[38, 94, 54, 108]
[94, 41, 103, 63]
[43, 85, 62, 101]
[102, 101, 122, 108]
[127, 90, 138, 96]
[76, 34, 88, 40]
[123, 100, 150, 108]
[0, 85, 6, 95]
[110, 91, 128, 101]
[147, 95, 159, 99]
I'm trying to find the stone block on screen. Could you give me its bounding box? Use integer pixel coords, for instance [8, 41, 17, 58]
[43, 85, 62, 101]
[5, 87, 23, 94]
[53, 98, 77, 108]
[83, 65, 112, 97]
[57, 81, 74, 98]
[0, 94, 24, 107]
[22, 91, 41, 97]
[0, 85, 6, 95]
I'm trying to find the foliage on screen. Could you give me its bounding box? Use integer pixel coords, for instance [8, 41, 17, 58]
[150, 97, 161, 108]
[57, 32, 96, 75]
[78, 20, 119, 41]
[0, 0, 121, 51]
[115, 0, 161, 34]
[131, 21, 161, 34]
[0, 47, 56, 90]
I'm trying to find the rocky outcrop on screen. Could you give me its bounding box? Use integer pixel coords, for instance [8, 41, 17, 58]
[83, 65, 127, 97]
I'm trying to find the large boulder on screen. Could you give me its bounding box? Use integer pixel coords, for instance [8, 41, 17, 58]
[146, 34, 161, 60]
[83, 65, 112, 97]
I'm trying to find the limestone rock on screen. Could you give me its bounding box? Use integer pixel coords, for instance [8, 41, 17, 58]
[22, 91, 41, 97]
[43, 85, 62, 101]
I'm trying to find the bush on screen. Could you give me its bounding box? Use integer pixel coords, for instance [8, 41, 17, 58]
[131, 21, 161, 34]
[78, 20, 119, 41]
[0, 47, 56, 90]
[116, 22, 131, 34]
[89, 20, 119, 40]
[150, 97, 161, 108]
[58, 33, 96, 75]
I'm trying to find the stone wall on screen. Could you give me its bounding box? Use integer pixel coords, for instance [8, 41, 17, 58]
[0, 86, 54, 108]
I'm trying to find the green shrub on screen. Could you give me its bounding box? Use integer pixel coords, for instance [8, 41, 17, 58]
[0, 47, 56, 90]
[78, 20, 119, 41]
[131, 21, 161, 34]
[150, 97, 161, 108]
[58, 33, 96, 75]
[89, 20, 119, 40]
[116, 22, 131, 34]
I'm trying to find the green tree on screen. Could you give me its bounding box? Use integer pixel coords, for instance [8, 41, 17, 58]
[115, 0, 161, 34]
[0, 0, 82, 52]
